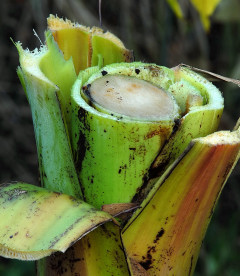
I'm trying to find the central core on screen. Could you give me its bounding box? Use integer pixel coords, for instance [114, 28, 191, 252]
[88, 75, 179, 120]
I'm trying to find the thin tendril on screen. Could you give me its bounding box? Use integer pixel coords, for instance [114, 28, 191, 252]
[99, 0, 102, 27]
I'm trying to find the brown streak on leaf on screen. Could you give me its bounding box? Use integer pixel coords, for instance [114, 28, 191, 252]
[101, 203, 139, 217]
[129, 257, 149, 276]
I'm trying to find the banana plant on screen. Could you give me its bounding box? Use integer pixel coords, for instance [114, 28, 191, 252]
[0, 15, 239, 276]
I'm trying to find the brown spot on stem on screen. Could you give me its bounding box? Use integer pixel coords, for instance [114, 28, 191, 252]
[101, 70, 108, 76]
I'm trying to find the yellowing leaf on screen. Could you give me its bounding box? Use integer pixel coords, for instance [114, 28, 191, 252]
[123, 128, 240, 275]
[166, 0, 183, 19]
[191, 0, 222, 31]
[47, 15, 133, 75]
[0, 183, 113, 260]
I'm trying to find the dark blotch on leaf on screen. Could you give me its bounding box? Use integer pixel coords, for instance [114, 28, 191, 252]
[188, 255, 194, 276]
[87, 240, 91, 248]
[139, 259, 152, 271]
[154, 228, 165, 243]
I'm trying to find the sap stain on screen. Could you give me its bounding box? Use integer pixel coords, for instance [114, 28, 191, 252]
[139, 228, 166, 271]
[172, 118, 181, 135]
[69, 258, 81, 263]
[147, 65, 160, 77]
[82, 84, 93, 102]
[118, 164, 127, 174]
[76, 131, 87, 172]
[139, 246, 156, 271]
[188, 255, 194, 276]
[87, 240, 91, 248]
[139, 259, 152, 271]
[154, 228, 165, 243]
[135, 68, 140, 74]
[123, 50, 134, 62]
[101, 70, 108, 76]
[131, 174, 149, 203]
[76, 108, 91, 172]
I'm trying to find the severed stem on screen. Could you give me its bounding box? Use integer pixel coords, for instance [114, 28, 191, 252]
[86, 75, 180, 121]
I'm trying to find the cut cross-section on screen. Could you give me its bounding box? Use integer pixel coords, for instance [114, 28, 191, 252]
[87, 75, 180, 121]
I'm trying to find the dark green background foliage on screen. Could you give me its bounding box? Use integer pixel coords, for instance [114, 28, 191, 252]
[0, 0, 239, 275]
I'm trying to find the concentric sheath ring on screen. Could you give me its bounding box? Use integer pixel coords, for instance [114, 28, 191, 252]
[71, 62, 223, 208]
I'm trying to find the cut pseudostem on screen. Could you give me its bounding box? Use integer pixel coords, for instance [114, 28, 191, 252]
[71, 62, 223, 208]
[1, 14, 238, 276]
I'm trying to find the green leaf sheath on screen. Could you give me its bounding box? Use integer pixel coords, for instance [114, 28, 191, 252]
[90, 32, 133, 66]
[71, 62, 223, 208]
[16, 43, 82, 198]
[122, 128, 240, 275]
[16, 25, 132, 276]
[71, 64, 176, 208]
[39, 32, 77, 135]
[40, 222, 130, 276]
[139, 65, 224, 199]
[47, 14, 134, 75]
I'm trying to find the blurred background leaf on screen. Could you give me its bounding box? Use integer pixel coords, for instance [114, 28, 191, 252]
[190, 0, 221, 30]
[166, 0, 183, 19]
[0, 0, 239, 275]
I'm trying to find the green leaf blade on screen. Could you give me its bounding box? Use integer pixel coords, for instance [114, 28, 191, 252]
[0, 183, 113, 260]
